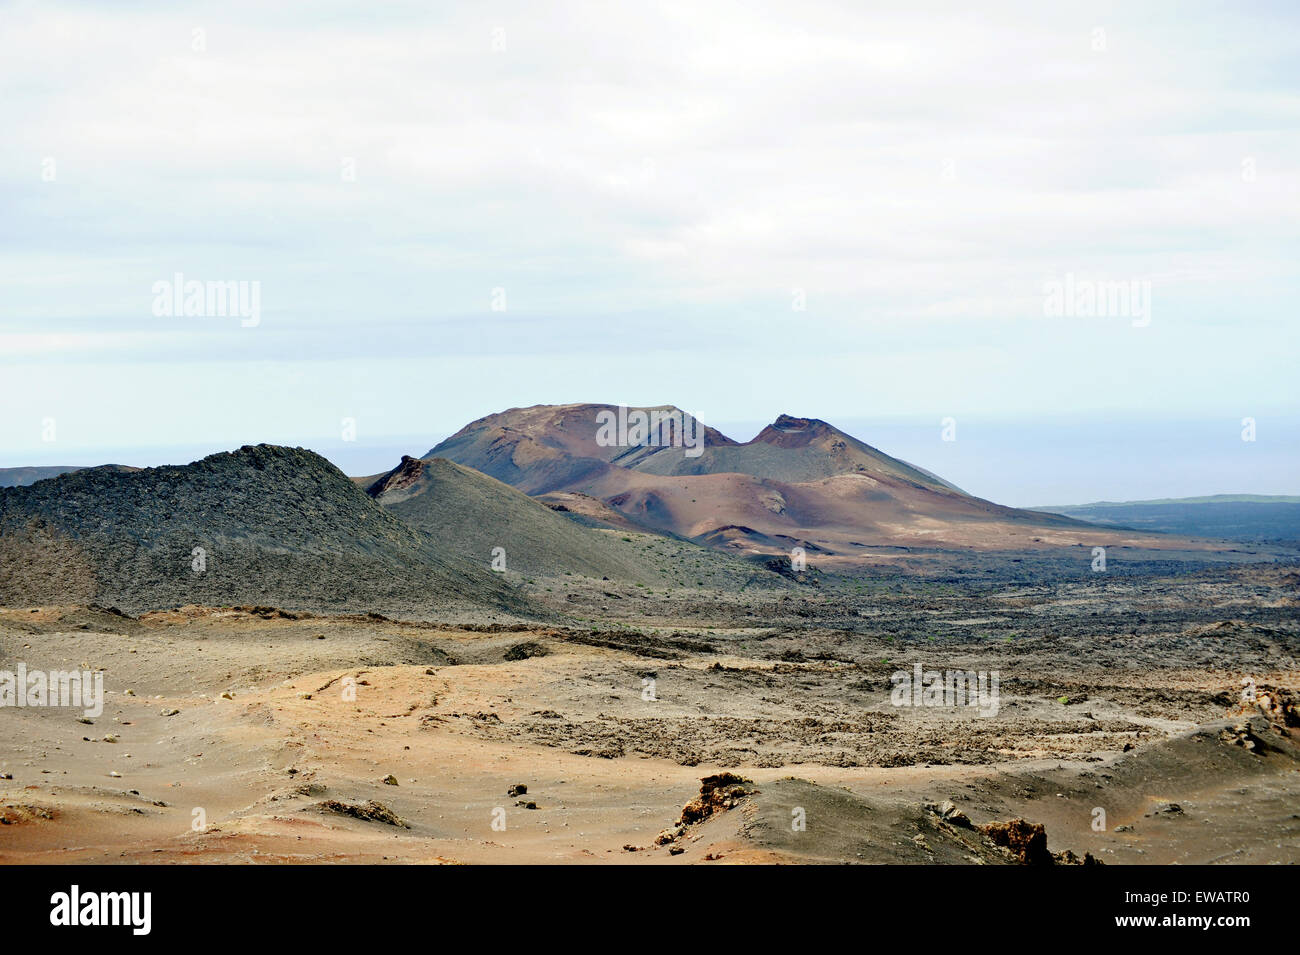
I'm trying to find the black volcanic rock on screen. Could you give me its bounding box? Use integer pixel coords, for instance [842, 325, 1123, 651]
[0, 444, 525, 616]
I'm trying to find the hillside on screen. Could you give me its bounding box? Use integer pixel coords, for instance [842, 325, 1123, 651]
[365, 455, 686, 583]
[629, 413, 963, 490]
[425, 404, 954, 494]
[423, 403, 1193, 562]
[0, 445, 525, 617]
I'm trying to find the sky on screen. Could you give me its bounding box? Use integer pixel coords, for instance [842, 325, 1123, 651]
[1, 0, 1297, 506]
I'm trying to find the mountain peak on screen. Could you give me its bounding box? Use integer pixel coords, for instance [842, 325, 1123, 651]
[365, 454, 426, 498]
[771, 414, 822, 431]
[752, 414, 840, 448]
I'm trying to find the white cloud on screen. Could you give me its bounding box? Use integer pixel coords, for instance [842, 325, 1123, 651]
[0, 0, 1296, 480]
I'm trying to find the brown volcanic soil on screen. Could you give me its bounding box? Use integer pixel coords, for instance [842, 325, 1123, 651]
[1, 563, 1295, 864]
[423, 403, 1269, 564]
[533, 492, 653, 535]
[554, 467, 1242, 558]
[424, 402, 740, 493]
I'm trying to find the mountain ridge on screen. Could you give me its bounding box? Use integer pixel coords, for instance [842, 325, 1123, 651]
[0, 444, 525, 617]
[421, 402, 1185, 562]
[362, 454, 689, 583]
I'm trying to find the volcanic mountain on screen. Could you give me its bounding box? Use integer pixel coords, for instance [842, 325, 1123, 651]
[424, 403, 1195, 561]
[427, 405, 961, 492]
[362, 455, 681, 582]
[0, 445, 524, 617]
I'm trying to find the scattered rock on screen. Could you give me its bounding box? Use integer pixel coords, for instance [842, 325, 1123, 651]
[1056, 849, 1103, 865]
[980, 818, 1054, 865]
[504, 642, 547, 661]
[656, 824, 685, 845]
[927, 799, 972, 828]
[0, 804, 55, 825]
[1228, 685, 1299, 729]
[678, 773, 755, 826]
[317, 799, 409, 828]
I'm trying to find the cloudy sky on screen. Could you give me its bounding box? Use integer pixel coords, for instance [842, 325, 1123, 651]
[2, 0, 1296, 504]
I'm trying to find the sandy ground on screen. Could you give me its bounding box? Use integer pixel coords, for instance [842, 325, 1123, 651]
[1, 569, 1296, 864]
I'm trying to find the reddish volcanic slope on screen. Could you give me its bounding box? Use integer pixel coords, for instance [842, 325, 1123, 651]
[424, 403, 1214, 560]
